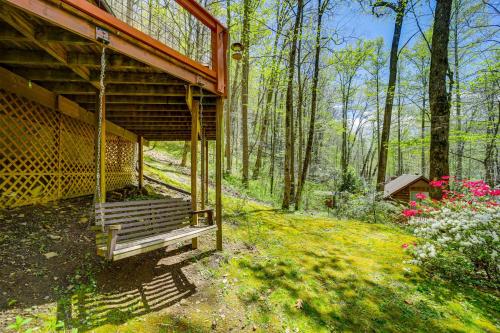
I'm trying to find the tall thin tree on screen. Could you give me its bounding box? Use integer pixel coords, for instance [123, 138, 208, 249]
[241, 0, 251, 187]
[374, 0, 407, 191]
[282, 0, 303, 209]
[296, 0, 328, 210]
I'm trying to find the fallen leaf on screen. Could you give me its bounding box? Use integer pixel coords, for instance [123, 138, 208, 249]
[43, 252, 58, 259]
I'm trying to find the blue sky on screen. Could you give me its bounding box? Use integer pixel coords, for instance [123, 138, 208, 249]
[333, 2, 434, 49]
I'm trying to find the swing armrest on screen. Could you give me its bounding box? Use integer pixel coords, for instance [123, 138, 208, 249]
[105, 225, 122, 260]
[91, 224, 122, 259]
[191, 209, 214, 225]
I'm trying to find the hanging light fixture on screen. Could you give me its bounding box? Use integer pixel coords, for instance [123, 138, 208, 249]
[231, 42, 244, 60]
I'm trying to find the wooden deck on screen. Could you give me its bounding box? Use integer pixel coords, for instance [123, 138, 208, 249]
[0, 0, 227, 141]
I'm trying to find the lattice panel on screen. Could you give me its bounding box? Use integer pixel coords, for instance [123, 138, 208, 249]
[106, 135, 136, 190]
[0, 89, 137, 208]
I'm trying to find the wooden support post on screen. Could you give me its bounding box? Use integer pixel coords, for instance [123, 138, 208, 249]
[205, 139, 209, 206]
[95, 93, 106, 203]
[201, 130, 206, 210]
[138, 136, 144, 189]
[191, 101, 200, 249]
[216, 97, 223, 250]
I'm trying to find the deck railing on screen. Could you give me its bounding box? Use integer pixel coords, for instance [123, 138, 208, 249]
[78, 0, 228, 94]
[105, 0, 212, 67]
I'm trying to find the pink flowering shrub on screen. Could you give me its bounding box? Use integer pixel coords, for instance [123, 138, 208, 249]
[403, 176, 500, 284]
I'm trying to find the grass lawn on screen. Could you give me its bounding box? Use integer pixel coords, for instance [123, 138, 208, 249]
[6, 147, 497, 332]
[135, 152, 499, 332]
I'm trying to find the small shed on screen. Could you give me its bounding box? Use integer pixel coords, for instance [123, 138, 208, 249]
[383, 174, 430, 202]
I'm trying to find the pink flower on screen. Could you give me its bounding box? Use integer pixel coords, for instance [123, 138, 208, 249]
[441, 175, 450, 180]
[403, 209, 419, 217]
[402, 243, 409, 249]
[430, 180, 445, 188]
[416, 192, 427, 200]
[409, 200, 417, 207]
[490, 189, 500, 196]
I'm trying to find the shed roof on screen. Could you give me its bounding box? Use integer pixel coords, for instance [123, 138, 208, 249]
[383, 174, 429, 198]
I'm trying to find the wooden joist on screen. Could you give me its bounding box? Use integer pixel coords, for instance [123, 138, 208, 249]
[110, 121, 201, 126]
[83, 104, 196, 112]
[9, 69, 187, 86]
[0, 23, 29, 41]
[0, 23, 91, 44]
[106, 111, 215, 118]
[89, 71, 186, 85]
[108, 116, 208, 122]
[144, 136, 192, 141]
[68, 53, 148, 69]
[35, 26, 94, 44]
[0, 50, 61, 65]
[0, 5, 95, 86]
[11, 68, 87, 82]
[67, 95, 191, 105]
[41, 82, 216, 97]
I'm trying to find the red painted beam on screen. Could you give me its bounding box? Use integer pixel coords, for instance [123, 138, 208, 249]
[59, 0, 216, 79]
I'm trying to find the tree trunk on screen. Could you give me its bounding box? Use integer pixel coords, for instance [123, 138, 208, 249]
[453, 0, 464, 180]
[376, 65, 381, 155]
[429, 0, 453, 198]
[230, 60, 241, 171]
[270, 90, 281, 194]
[282, 0, 303, 209]
[376, 1, 406, 191]
[421, 61, 427, 176]
[397, 68, 403, 176]
[484, 100, 500, 187]
[341, 84, 349, 176]
[295, 0, 325, 210]
[298, 80, 305, 182]
[241, 0, 250, 187]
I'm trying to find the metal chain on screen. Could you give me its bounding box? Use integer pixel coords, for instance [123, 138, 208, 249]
[95, 46, 107, 229]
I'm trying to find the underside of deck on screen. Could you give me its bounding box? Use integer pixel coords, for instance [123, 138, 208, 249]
[0, 0, 227, 141]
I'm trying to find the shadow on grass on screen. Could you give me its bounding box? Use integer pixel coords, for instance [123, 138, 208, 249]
[235, 246, 495, 332]
[58, 246, 214, 332]
[223, 208, 282, 219]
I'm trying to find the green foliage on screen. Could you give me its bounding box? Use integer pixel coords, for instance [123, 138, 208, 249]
[338, 167, 362, 193]
[336, 191, 401, 223]
[7, 316, 32, 332]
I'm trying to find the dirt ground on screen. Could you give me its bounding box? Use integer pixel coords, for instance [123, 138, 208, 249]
[0, 187, 229, 331]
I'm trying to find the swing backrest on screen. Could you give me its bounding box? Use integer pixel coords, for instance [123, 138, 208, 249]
[95, 198, 192, 246]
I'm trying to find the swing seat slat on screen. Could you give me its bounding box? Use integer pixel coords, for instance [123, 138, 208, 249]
[95, 198, 215, 261]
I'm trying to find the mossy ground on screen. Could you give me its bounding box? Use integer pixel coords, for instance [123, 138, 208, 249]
[127, 146, 499, 332]
[3, 144, 499, 332]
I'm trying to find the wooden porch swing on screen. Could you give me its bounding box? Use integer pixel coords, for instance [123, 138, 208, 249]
[93, 46, 218, 261]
